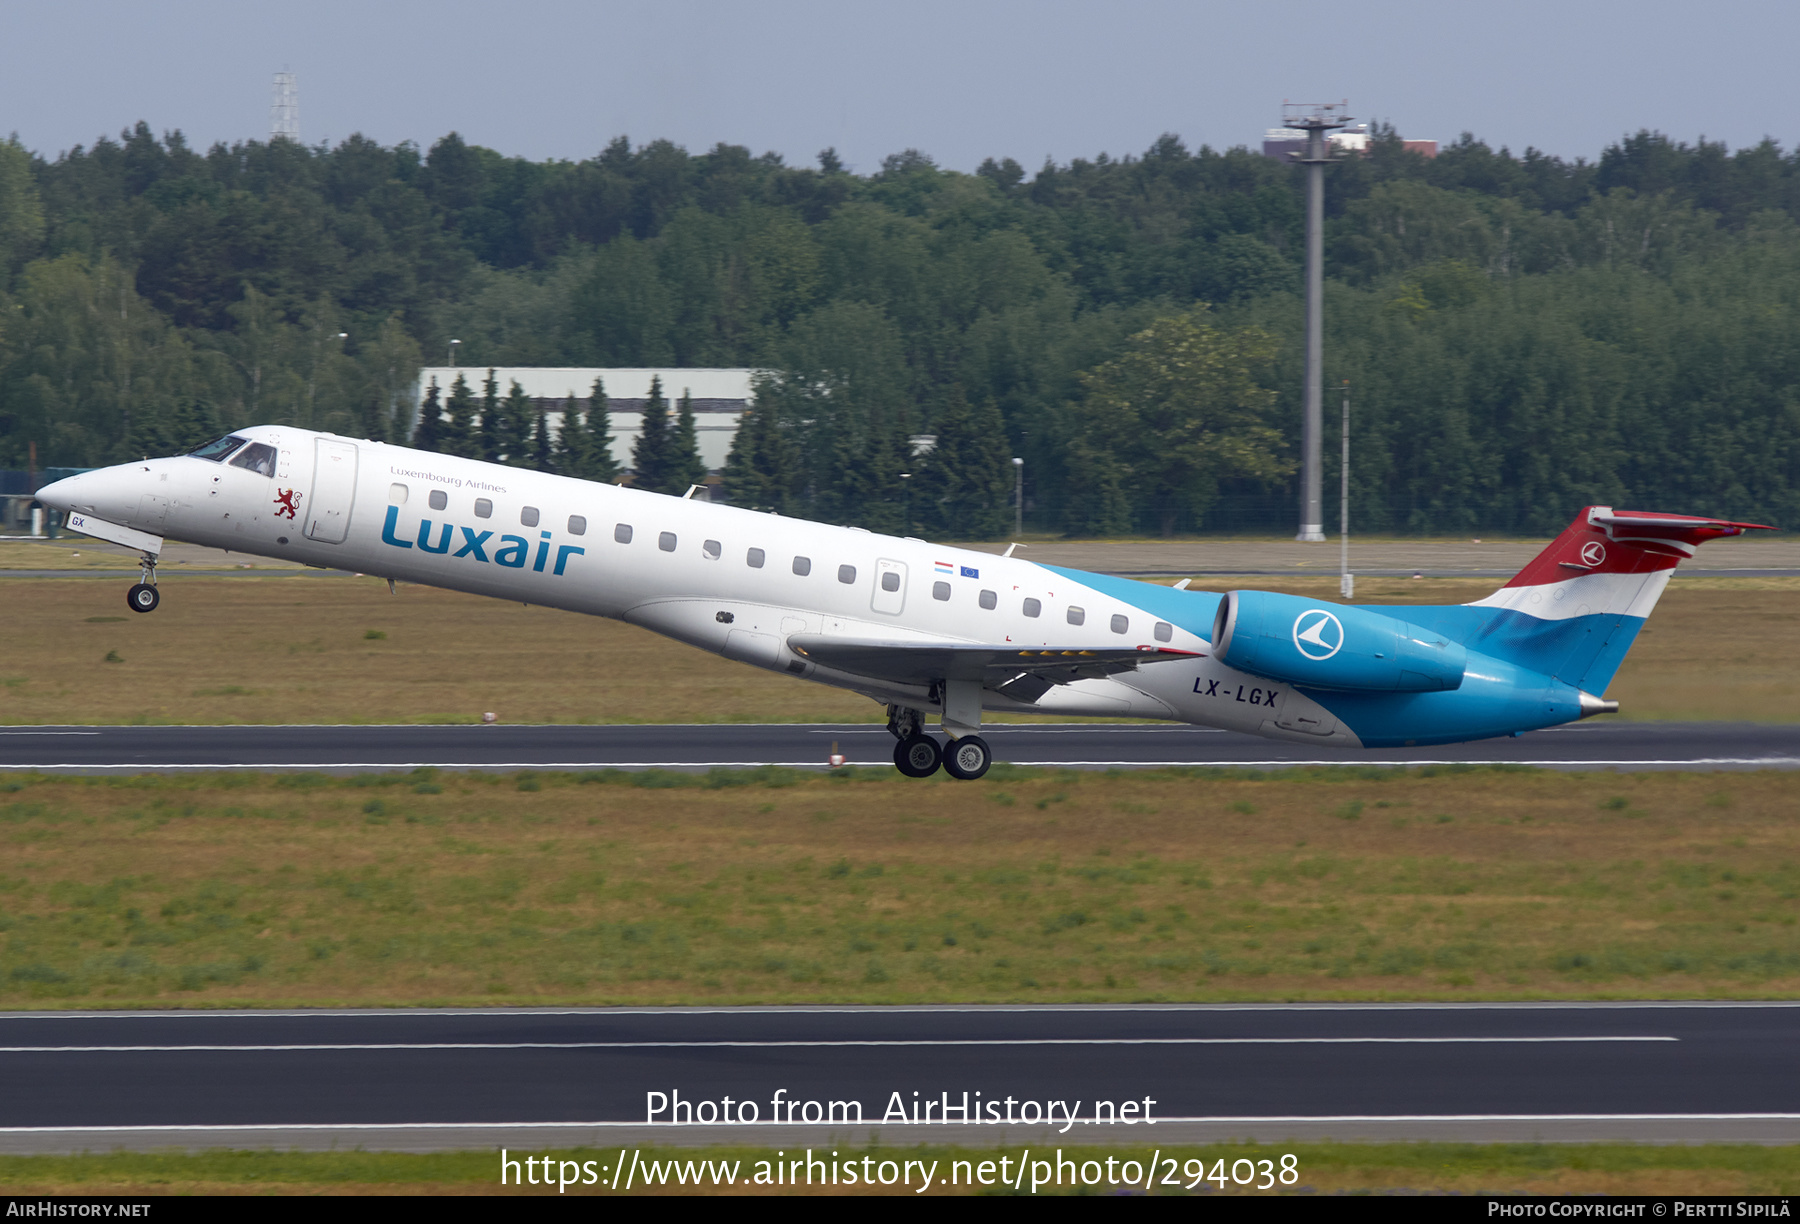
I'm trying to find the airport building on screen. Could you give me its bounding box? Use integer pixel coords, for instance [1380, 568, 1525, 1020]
[411, 367, 755, 473]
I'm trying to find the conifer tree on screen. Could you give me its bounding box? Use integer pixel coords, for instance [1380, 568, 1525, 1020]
[478, 369, 504, 461]
[721, 399, 801, 513]
[554, 393, 590, 477]
[442, 373, 477, 457]
[917, 390, 1012, 538]
[498, 379, 534, 466]
[586, 376, 620, 482]
[835, 417, 912, 533]
[413, 378, 442, 450]
[668, 389, 708, 494]
[631, 374, 672, 491]
[529, 403, 553, 471]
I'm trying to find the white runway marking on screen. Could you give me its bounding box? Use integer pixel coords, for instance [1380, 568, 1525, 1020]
[4, 1000, 1795, 1020]
[0, 1036, 1676, 1053]
[813, 727, 1229, 735]
[3, 759, 1797, 772]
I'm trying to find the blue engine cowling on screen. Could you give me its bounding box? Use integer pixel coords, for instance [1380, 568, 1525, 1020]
[1212, 590, 1467, 692]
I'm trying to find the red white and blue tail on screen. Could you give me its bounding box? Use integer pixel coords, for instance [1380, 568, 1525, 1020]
[1461, 506, 1772, 693]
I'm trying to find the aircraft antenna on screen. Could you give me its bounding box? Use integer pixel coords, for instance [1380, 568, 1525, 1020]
[271, 71, 299, 142]
[1281, 100, 1351, 542]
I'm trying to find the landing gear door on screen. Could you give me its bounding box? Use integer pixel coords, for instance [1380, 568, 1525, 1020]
[872, 558, 907, 615]
[304, 438, 358, 544]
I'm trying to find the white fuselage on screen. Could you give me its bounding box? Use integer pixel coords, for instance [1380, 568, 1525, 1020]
[39, 427, 1358, 745]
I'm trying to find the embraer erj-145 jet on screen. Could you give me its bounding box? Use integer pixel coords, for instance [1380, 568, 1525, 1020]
[36, 428, 1770, 780]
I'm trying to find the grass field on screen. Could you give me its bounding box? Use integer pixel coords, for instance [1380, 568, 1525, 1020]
[2, 1142, 1797, 1195]
[1, 767, 1795, 1008]
[0, 574, 1795, 724]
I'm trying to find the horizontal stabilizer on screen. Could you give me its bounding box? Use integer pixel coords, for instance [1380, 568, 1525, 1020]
[786, 634, 1200, 688]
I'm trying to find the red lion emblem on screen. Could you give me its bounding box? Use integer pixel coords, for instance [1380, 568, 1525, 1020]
[274, 488, 302, 520]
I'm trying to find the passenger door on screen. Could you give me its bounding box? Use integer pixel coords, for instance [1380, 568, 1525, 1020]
[871, 558, 907, 615]
[304, 438, 358, 544]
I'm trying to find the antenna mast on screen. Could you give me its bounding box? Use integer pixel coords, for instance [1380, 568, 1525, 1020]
[271, 71, 299, 142]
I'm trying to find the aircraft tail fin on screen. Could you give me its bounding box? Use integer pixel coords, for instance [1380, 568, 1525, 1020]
[1460, 506, 1773, 695]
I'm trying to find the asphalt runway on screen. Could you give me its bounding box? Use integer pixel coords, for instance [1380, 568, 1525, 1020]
[0, 720, 1794, 772]
[3, 1004, 1798, 1152]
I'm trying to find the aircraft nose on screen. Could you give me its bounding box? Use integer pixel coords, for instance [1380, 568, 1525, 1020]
[34, 473, 87, 513]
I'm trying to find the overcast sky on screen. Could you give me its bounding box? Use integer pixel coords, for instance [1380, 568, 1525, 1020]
[2, 1, 1792, 171]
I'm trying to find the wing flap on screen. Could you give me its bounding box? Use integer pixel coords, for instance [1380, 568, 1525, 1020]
[786, 634, 1201, 688]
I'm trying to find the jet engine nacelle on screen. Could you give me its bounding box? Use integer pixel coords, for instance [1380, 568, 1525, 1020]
[1212, 590, 1466, 693]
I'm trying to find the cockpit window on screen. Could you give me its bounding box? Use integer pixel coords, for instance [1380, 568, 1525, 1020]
[228, 442, 278, 477]
[190, 435, 248, 462]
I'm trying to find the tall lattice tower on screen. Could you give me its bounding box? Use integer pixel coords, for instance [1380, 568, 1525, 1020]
[270, 71, 299, 141]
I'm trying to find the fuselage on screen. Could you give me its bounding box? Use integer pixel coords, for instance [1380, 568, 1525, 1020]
[36, 426, 1620, 749]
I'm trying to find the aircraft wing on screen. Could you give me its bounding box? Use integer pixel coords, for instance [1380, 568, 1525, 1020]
[786, 634, 1202, 697]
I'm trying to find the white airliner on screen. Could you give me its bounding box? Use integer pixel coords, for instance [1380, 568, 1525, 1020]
[35, 427, 1769, 779]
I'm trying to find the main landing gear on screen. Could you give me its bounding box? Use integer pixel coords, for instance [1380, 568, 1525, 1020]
[885, 703, 993, 781]
[126, 550, 160, 614]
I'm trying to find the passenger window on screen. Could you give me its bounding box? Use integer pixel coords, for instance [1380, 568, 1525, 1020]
[474, 498, 492, 518]
[389, 483, 408, 504]
[979, 590, 997, 610]
[1111, 614, 1129, 634]
[1154, 621, 1173, 642]
[747, 547, 765, 568]
[704, 539, 722, 560]
[568, 515, 586, 535]
[429, 489, 448, 511]
[615, 523, 633, 544]
[521, 506, 540, 527]
[793, 556, 811, 576]
[933, 581, 951, 601]
[838, 564, 856, 584]
[659, 531, 677, 552]
[228, 442, 278, 477]
[1067, 606, 1085, 626]
[1023, 597, 1041, 617]
[881, 572, 900, 592]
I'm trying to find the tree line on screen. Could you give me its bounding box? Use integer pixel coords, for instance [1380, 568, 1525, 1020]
[3, 121, 1800, 534]
[412, 371, 709, 497]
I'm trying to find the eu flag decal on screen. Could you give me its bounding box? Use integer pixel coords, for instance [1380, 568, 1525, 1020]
[961, 566, 979, 579]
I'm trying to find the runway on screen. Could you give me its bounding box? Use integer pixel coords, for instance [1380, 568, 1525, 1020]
[3, 1003, 1799, 1152]
[0, 720, 1794, 772]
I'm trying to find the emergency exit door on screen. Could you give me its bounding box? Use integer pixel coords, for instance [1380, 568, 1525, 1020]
[871, 558, 908, 615]
[304, 438, 358, 544]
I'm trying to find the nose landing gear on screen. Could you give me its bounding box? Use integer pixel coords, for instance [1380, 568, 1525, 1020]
[126, 550, 160, 613]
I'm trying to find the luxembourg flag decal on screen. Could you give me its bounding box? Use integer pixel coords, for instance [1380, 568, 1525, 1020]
[934, 560, 955, 574]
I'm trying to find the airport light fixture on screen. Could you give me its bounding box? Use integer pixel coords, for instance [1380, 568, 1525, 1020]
[448, 339, 461, 367]
[1281, 100, 1351, 543]
[1340, 380, 1353, 599]
[1012, 456, 1024, 536]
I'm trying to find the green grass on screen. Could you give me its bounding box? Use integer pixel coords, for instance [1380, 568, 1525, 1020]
[0, 574, 1797, 724]
[2, 766, 1798, 1008]
[3, 1142, 1797, 1195]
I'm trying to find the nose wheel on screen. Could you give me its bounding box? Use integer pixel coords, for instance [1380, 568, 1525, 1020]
[127, 551, 160, 613]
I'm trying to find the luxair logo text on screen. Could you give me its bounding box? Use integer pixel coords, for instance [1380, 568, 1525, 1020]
[381, 506, 586, 575]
